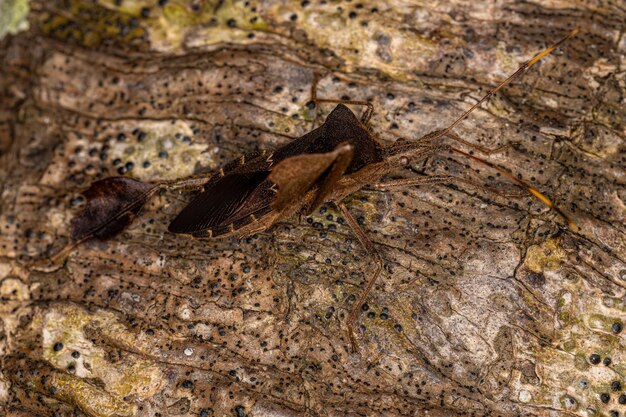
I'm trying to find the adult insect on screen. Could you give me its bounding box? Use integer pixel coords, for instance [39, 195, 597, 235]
[67, 29, 578, 353]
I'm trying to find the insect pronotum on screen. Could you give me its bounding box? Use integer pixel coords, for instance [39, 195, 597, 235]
[64, 28, 578, 353]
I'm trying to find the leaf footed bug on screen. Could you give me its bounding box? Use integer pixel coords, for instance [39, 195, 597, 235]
[52, 29, 578, 353]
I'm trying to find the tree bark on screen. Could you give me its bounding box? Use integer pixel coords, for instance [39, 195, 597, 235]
[1, 1, 624, 416]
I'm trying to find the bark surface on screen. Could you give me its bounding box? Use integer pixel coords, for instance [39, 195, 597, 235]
[1, 1, 625, 416]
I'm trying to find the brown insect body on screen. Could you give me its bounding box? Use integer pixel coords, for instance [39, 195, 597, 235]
[167, 104, 385, 239]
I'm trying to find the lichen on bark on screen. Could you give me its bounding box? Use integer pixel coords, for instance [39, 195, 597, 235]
[1, 1, 625, 416]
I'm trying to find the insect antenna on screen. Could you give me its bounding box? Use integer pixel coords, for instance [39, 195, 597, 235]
[390, 28, 579, 229]
[450, 147, 578, 230]
[388, 28, 579, 158]
[435, 28, 579, 143]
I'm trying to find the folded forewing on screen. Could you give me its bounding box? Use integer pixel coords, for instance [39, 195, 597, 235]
[269, 143, 353, 213]
[168, 171, 269, 234]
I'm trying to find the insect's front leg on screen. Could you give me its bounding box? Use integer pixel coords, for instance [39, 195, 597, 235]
[160, 174, 214, 192]
[310, 98, 375, 126]
[335, 201, 384, 354]
[443, 131, 511, 156]
[387, 131, 509, 158]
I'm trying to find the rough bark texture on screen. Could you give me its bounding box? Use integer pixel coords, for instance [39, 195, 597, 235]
[1, 1, 625, 416]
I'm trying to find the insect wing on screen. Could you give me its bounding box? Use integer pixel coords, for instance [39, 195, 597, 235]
[168, 171, 269, 234]
[307, 143, 353, 213]
[268, 143, 353, 212]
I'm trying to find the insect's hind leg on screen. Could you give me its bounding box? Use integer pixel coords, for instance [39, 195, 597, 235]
[336, 201, 384, 354]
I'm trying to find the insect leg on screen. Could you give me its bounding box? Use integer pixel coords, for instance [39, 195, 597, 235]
[388, 131, 509, 158]
[336, 201, 384, 353]
[159, 175, 213, 192]
[440, 131, 511, 156]
[309, 75, 375, 124]
[314, 99, 375, 125]
[382, 143, 576, 229]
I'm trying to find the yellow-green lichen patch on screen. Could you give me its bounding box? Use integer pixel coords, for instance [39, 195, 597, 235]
[33, 0, 510, 85]
[573, 352, 590, 372]
[349, 293, 420, 356]
[498, 223, 626, 413]
[526, 349, 609, 412]
[269, 2, 437, 81]
[145, 0, 267, 52]
[588, 314, 622, 335]
[52, 372, 135, 417]
[556, 291, 580, 330]
[523, 237, 567, 273]
[0, 0, 29, 39]
[558, 393, 579, 411]
[5, 355, 135, 417]
[143, 0, 442, 80]
[515, 266, 626, 414]
[39, 0, 147, 49]
[42, 304, 164, 406]
[561, 339, 577, 352]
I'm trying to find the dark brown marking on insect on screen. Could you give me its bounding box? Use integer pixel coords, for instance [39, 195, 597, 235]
[212, 149, 272, 184]
[190, 228, 213, 239]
